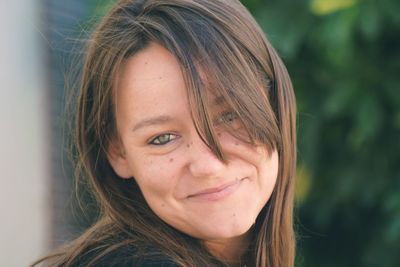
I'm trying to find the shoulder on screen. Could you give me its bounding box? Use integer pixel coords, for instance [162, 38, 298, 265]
[34, 220, 181, 267]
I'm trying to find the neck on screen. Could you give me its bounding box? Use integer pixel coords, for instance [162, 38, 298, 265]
[203, 230, 252, 266]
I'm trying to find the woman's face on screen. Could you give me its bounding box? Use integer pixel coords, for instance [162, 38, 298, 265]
[108, 42, 278, 244]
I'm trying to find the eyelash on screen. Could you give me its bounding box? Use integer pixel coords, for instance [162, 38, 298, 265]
[216, 110, 238, 125]
[149, 133, 178, 146]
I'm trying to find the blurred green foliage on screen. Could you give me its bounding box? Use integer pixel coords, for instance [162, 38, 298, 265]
[243, 0, 400, 266]
[86, 0, 400, 266]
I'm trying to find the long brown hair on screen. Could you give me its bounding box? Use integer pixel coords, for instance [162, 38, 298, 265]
[33, 0, 296, 266]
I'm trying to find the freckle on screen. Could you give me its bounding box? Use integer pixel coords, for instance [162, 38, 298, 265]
[234, 142, 239, 146]
[169, 158, 174, 162]
[186, 143, 190, 148]
[159, 76, 162, 79]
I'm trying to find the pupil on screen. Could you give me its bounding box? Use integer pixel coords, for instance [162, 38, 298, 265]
[161, 135, 169, 142]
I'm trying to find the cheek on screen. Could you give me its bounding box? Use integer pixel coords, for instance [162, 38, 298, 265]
[218, 131, 271, 167]
[129, 155, 179, 199]
[219, 131, 279, 196]
[258, 149, 279, 197]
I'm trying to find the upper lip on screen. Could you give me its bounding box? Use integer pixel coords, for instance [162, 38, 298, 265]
[188, 179, 241, 198]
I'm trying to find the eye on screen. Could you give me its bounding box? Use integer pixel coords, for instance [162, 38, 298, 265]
[216, 111, 238, 125]
[149, 133, 178, 145]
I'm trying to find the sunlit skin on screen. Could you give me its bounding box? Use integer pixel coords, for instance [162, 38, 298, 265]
[107, 42, 279, 263]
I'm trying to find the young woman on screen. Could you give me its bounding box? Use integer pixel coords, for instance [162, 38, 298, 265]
[33, 0, 297, 266]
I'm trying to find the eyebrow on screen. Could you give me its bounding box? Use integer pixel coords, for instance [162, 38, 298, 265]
[131, 96, 226, 132]
[132, 115, 174, 132]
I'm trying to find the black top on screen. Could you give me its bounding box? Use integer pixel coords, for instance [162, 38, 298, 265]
[65, 229, 227, 266]
[70, 242, 179, 267]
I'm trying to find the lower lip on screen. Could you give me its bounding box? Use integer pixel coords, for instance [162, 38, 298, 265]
[189, 179, 245, 201]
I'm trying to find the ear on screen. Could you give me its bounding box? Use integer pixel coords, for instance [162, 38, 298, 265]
[106, 141, 132, 179]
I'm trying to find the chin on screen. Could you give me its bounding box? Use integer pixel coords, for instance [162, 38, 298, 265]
[198, 218, 255, 241]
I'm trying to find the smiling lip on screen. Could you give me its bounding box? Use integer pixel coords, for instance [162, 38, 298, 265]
[188, 178, 244, 201]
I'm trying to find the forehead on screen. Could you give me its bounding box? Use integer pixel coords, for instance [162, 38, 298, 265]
[117, 43, 183, 93]
[114, 42, 196, 134]
[115, 42, 222, 112]
[116, 43, 185, 104]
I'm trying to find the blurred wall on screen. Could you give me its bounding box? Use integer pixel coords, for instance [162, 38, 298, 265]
[43, 0, 88, 247]
[0, 0, 50, 266]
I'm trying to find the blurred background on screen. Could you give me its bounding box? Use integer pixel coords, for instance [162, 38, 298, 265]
[1, 0, 399, 266]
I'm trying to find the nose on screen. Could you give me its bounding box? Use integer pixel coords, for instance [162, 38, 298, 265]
[187, 134, 226, 179]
